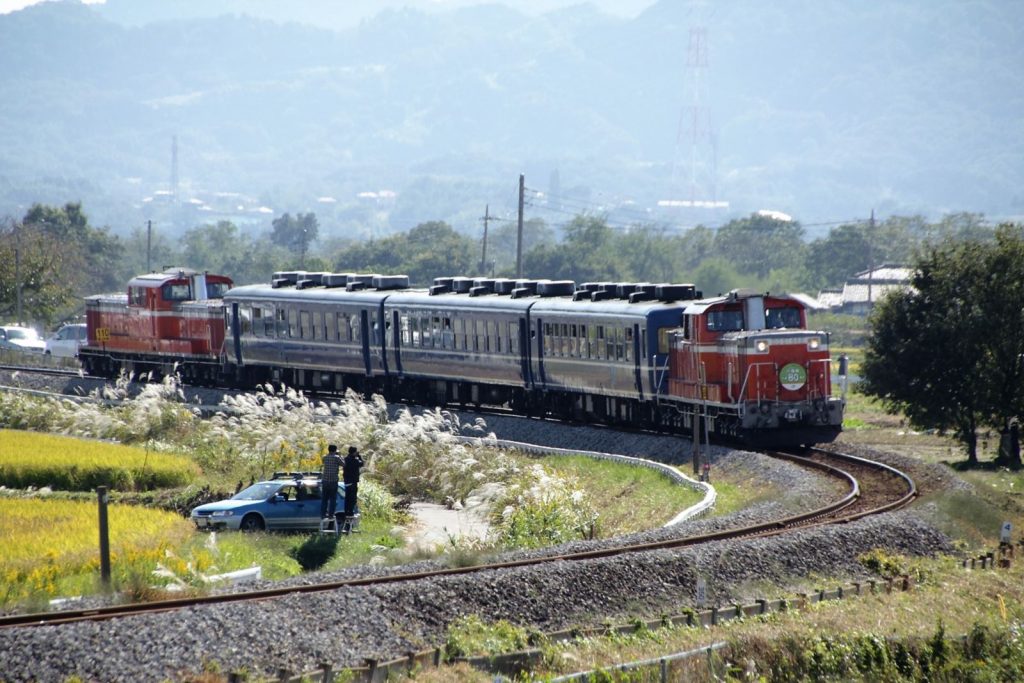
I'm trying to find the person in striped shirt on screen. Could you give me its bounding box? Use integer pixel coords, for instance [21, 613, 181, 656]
[320, 444, 342, 520]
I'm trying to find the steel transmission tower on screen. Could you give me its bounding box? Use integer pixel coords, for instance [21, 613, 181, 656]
[661, 5, 726, 216]
[170, 134, 179, 204]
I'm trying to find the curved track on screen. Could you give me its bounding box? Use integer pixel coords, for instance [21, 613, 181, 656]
[0, 440, 916, 630]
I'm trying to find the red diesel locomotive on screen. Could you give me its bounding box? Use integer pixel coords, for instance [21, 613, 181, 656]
[82, 268, 233, 383]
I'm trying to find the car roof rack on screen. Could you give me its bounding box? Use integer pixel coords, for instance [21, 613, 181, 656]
[271, 471, 322, 480]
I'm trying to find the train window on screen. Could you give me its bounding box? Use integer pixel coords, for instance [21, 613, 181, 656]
[300, 311, 311, 339]
[162, 283, 191, 301]
[408, 316, 419, 345]
[476, 319, 486, 352]
[766, 306, 802, 329]
[509, 321, 519, 354]
[429, 316, 439, 348]
[325, 313, 336, 341]
[707, 309, 744, 332]
[352, 315, 361, 343]
[313, 312, 324, 340]
[451, 318, 462, 350]
[207, 282, 231, 298]
[484, 321, 494, 353]
[275, 308, 288, 337]
[625, 328, 633, 361]
[442, 318, 453, 350]
[657, 327, 671, 354]
[418, 316, 430, 348]
[239, 306, 252, 335]
[129, 287, 146, 307]
[615, 328, 624, 361]
[287, 309, 298, 338]
[594, 326, 604, 360]
[337, 314, 348, 342]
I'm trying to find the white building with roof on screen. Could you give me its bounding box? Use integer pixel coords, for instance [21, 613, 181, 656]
[818, 265, 914, 315]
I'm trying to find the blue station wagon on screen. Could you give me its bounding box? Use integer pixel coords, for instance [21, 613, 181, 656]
[190, 473, 345, 532]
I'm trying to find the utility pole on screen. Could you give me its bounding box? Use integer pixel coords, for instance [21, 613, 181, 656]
[479, 204, 491, 274]
[867, 209, 875, 309]
[516, 174, 525, 278]
[15, 243, 22, 325]
[146, 220, 152, 273]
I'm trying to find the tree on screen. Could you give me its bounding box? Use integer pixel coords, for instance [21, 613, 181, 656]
[979, 225, 1024, 466]
[0, 219, 76, 326]
[860, 227, 1024, 464]
[334, 221, 475, 286]
[523, 215, 620, 282]
[0, 204, 124, 326]
[23, 202, 125, 295]
[488, 218, 554, 276]
[804, 223, 873, 290]
[271, 212, 319, 265]
[713, 214, 806, 278]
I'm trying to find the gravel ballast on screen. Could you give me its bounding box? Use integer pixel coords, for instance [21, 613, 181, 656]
[0, 512, 953, 683]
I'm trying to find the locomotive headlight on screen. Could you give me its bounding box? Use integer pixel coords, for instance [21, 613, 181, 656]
[808, 337, 821, 350]
[755, 340, 769, 353]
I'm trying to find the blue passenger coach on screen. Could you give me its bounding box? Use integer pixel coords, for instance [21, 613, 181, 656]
[223, 273, 398, 393]
[382, 287, 533, 408]
[526, 284, 695, 424]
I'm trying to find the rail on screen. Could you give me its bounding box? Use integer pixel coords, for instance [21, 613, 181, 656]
[0, 445, 914, 631]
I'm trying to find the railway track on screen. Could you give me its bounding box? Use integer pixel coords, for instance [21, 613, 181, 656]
[0, 444, 916, 631]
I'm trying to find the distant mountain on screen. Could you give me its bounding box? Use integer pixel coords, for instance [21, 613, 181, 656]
[0, 0, 1021, 238]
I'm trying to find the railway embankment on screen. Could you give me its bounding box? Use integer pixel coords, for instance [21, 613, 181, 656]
[0, 368, 965, 682]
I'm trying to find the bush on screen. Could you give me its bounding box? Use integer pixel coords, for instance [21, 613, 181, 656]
[444, 614, 531, 660]
[289, 533, 338, 571]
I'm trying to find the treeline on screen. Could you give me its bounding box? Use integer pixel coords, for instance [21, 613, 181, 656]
[0, 202, 998, 329]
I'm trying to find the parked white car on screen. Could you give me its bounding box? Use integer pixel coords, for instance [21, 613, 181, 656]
[44, 323, 88, 358]
[0, 325, 46, 354]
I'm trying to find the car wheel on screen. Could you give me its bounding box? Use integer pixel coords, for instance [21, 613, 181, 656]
[239, 514, 265, 532]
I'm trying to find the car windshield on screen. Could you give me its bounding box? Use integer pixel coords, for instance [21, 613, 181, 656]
[231, 482, 281, 501]
[7, 328, 39, 341]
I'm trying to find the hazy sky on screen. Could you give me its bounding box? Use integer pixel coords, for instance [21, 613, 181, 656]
[0, 0, 657, 18]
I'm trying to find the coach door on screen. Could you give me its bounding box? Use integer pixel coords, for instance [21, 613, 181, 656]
[360, 309, 372, 376]
[632, 322, 643, 400]
[391, 310, 403, 374]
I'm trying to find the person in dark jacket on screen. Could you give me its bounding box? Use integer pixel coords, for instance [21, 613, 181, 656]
[342, 446, 364, 519]
[320, 444, 342, 520]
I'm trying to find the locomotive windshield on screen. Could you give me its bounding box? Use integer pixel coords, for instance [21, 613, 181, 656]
[766, 306, 801, 329]
[707, 309, 744, 332]
[207, 282, 231, 298]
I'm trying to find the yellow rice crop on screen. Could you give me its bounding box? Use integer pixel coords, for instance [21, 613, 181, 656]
[0, 497, 193, 603]
[0, 429, 199, 491]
